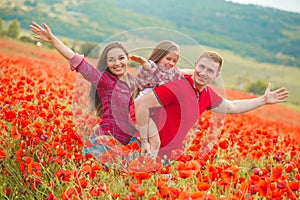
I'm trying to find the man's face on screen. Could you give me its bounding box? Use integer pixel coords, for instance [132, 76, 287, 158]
[193, 57, 220, 88]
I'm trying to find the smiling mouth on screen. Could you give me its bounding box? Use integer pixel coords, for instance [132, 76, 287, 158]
[197, 74, 206, 81]
[113, 65, 124, 70]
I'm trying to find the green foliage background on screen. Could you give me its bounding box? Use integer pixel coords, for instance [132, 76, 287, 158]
[1, 0, 300, 67]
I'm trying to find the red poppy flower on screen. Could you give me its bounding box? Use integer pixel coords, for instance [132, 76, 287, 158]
[110, 192, 120, 199]
[168, 187, 181, 199]
[5, 188, 11, 196]
[0, 149, 6, 159]
[250, 185, 260, 195]
[276, 181, 286, 189]
[285, 163, 295, 173]
[133, 172, 151, 184]
[28, 162, 42, 177]
[61, 188, 77, 200]
[271, 166, 284, 180]
[197, 182, 210, 191]
[45, 193, 58, 200]
[218, 139, 229, 149]
[288, 181, 300, 191]
[190, 191, 203, 199]
[4, 110, 16, 122]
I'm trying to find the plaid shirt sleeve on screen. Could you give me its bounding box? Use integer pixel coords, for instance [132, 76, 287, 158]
[69, 53, 102, 86]
[135, 60, 159, 90]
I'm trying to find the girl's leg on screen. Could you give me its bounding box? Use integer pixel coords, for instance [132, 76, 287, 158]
[148, 117, 161, 157]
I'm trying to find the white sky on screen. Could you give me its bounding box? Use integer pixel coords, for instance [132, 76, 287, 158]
[227, 0, 300, 13]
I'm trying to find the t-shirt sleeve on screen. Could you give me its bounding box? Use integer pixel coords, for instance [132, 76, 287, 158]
[208, 87, 223, 109]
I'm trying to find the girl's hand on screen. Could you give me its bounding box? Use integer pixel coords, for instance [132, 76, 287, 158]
[130, 55, 151, 70]
[130, 55, 147, 65]
[30, 22, 54, 43]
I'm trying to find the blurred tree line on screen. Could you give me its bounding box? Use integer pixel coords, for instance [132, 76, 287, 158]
[0, 17, 99, 56]
[1, 0, 299, 67]
[0, 19, 20, 38]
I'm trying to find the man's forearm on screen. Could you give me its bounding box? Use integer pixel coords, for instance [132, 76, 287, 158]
[229, 96, 266, 114]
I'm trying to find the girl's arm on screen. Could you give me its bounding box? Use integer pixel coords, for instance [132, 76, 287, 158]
[130, 55, 151, 70]
[179, 68, 194, 75]
[30, 22, 75, 60]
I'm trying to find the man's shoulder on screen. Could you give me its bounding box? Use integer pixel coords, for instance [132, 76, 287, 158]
[159, 76, 191, 89]
[154, 76, 194, 99]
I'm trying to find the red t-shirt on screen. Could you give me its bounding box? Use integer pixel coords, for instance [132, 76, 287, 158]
[153, 74, 223, 157]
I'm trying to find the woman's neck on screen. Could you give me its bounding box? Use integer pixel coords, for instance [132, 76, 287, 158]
[119, 72, 131, 86]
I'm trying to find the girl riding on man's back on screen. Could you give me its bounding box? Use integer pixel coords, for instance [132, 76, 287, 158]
[131, 40, 192, 157]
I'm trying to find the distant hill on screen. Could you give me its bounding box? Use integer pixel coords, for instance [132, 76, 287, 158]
[1, 0, 300, 67]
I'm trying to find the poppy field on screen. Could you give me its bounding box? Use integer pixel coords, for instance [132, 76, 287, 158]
[1, 38, 300, 200]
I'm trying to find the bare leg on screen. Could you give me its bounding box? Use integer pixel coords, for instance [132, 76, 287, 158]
[148, 118, 161, 157]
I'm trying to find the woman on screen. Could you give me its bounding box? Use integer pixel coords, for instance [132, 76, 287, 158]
[30, 22, 138, 157]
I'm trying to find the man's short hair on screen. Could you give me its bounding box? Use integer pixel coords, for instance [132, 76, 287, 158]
[198, 51, 224, 71]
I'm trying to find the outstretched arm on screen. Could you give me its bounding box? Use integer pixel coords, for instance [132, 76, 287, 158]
[30, 22, 75, 61]
[213, 83, 289, 114]
[130, 55, 151, 70]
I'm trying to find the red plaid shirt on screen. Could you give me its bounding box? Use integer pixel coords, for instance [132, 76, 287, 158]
[135, 60, 181, 91]
[70, 54, 137, 145]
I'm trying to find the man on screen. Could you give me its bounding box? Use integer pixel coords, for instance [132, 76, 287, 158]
[135, 51, 289, 157]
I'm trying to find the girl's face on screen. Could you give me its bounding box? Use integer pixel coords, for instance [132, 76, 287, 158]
[158, 50, 179, 69]
[106, 48, 129, 77]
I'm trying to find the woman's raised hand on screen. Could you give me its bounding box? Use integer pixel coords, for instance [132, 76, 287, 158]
[30, 22, 54, 43]
[29, 21, 75, 60]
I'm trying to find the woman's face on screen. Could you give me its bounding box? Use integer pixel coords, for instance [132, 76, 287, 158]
[158, 50, 179, 70]
[106, 48, 129, 77]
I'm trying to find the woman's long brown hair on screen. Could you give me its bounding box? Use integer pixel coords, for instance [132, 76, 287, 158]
[89, 42, 129, 118]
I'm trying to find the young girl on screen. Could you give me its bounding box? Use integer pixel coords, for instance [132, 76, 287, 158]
[30, 22, 138, 158]
[130, 40, 192, 157]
